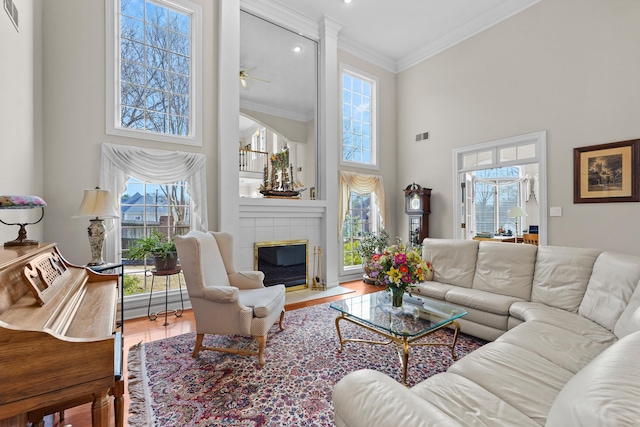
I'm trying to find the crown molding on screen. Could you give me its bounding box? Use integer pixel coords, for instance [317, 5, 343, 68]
[240, 100, 313, 122]
[396, 0, 541, 72]
[338, 34, 397, 73]
[241, 0, 319, 40]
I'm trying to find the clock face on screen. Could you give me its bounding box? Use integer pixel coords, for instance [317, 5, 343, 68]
[410, 194, 421, 210]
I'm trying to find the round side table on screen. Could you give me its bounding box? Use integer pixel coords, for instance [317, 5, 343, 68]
[147, 267, 185, 326]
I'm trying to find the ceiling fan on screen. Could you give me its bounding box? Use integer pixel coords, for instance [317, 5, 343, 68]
[239, 67, 270, 89]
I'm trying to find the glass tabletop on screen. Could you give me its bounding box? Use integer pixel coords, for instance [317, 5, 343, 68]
[330, 291, 467, 337]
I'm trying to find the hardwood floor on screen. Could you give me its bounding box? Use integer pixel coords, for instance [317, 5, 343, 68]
[55, 280, 379, 427]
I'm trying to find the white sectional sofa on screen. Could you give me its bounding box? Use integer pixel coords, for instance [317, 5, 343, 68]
[333, 238, 640, 427]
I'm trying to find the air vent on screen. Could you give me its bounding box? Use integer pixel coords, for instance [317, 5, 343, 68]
[4, 0, 18, 32]
[415, 131, 430, 142]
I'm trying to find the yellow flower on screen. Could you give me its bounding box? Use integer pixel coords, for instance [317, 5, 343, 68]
[387, 266, 402, 284]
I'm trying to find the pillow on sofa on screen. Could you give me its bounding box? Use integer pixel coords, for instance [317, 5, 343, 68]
[579, 251, 640, 331]
[546, 330, 640, 427]
[531, 246, 601, 313]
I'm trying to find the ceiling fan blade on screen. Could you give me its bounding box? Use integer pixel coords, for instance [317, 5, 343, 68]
[251, 76, 270, 84]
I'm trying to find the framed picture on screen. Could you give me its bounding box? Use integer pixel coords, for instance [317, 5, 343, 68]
[574, 139, 640, 203]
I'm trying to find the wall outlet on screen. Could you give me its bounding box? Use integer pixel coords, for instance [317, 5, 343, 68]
[550, 207, 562, 217]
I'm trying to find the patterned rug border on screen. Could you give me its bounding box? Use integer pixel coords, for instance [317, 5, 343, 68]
[127, 302, 487, 426]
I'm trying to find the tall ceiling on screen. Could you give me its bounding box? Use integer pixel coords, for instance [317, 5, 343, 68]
[270, 0, 540, 72]
[238, 0, 541, 132]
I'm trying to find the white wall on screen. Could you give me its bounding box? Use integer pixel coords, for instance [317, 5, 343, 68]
[0, 0, 43, 244]
[41, 0, 218, 265]
[397, 0, 640, 256]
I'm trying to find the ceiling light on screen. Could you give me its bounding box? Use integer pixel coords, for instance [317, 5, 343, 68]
[293, 46, 302, 53]
[343, 0, 352, 3]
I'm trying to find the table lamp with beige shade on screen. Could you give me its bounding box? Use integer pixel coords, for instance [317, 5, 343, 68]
[507, 205, 528, 238]
[74, 188, 120, 266]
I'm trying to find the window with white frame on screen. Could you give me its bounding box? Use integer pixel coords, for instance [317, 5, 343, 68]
[341, 65, 377, 167]
[342, 192, 381, 269]
[106, 0, 202, 145]
[454, 131, 547, 244]
[121, 177, 191, 295]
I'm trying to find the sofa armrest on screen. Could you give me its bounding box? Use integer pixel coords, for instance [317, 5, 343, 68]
[229, 271, 265, 289]
[333, 369, 463, 427]
[202, 285, 240, 303]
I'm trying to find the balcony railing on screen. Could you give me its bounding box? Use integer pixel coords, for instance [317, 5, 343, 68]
[239, 148, 268, 174]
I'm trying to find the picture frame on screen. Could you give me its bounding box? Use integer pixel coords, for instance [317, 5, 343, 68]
[574, 139, 640, 203]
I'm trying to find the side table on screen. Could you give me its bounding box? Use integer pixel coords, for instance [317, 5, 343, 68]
[147, 267, 185, 326]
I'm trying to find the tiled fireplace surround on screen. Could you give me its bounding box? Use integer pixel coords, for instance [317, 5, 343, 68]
[236, 200, 326, 286]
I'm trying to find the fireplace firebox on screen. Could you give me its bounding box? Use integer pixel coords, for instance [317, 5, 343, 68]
[254, 240, 308, 291]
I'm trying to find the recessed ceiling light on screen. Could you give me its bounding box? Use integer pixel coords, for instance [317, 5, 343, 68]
[343, 0, 352, 4]
[293, 46, 302, 53]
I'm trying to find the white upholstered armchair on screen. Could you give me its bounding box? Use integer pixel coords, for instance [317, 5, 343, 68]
[174, 230, 285, 365]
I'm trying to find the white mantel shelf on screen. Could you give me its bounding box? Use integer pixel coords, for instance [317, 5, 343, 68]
[239, 198, 327, 217]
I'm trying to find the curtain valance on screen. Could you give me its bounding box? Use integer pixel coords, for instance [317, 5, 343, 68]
[338, 171, 386, 238]
[99, 142, 208, 262]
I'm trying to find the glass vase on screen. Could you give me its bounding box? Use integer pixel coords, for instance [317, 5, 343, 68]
[390, 287, 404, 308]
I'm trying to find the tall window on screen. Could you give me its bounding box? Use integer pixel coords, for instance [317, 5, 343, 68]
[343, 192, 380, 268]
[107, 0, 202, 145]
[121, 177, 191, 295]
[341, 65, 377, 167]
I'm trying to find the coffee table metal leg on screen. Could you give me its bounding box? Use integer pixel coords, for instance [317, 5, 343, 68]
[335, 314, 346, 353]
[399, 338, 410, 386]
[450, 320, 461, 360]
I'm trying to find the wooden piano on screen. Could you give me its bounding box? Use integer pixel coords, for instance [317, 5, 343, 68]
[0, 243, 123, 427]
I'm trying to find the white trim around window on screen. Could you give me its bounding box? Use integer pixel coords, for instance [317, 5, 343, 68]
[339, 63, 379, 170]
[105, 0, 203, 146]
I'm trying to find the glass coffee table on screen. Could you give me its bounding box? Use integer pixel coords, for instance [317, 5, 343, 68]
[330, 291, 467, 385]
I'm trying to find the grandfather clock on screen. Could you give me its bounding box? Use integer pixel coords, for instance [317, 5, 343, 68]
[404, 183, 432, 247]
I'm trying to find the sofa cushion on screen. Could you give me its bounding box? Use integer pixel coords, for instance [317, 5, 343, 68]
[509, 301, 617, 346]
[472, 242, 537, 300]
[445, 287, 525, 316]
[579, 251, 640, 331]
[238, 285, 285, 318]
[448, 341, 573, 425]
[546, 331, 640, 427]
[614, 278, 640, 338]
[333, 369, 464, 427]
[496, 321, 609, 373]
[411, 281, 455, 300]
[453, 305, 509, 331]
[530, 246, 601, 313]
[422, 238, 479, 288]
[411, 373, 539, 427]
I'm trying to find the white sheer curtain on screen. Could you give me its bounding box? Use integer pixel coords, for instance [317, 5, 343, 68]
[338, 171, 386, 238]
[99, 142, 208, 263]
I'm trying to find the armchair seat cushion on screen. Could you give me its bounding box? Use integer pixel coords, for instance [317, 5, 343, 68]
[239, 285, 286, 318]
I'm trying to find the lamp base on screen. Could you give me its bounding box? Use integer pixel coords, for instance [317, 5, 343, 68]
[87, 218, 106, 266]
[3, 224, 39, 246]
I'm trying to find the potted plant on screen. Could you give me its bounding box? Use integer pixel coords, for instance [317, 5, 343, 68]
[126, 230, 178, 271]
[355, 229, 390, 283]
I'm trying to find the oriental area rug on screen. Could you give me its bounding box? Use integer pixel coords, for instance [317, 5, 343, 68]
[128, 302, 487, 427]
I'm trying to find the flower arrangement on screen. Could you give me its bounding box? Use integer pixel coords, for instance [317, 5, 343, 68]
[368, 240, 431, 295]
